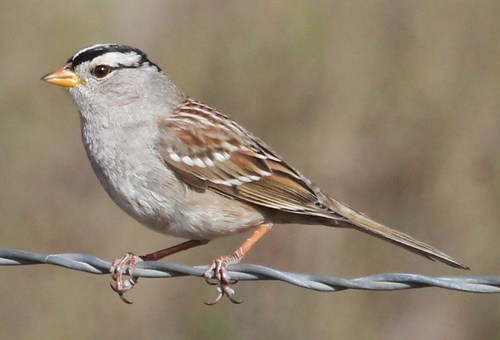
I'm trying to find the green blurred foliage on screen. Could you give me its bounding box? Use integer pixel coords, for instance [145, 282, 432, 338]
[0, 1, 499, 339]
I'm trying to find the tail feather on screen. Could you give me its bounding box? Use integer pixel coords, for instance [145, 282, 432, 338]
[327, 197, 469, 270]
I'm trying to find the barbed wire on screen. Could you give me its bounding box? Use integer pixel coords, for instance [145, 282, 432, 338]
[1, 248, 499, 293]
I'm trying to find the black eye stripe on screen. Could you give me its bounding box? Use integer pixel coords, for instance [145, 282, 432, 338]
[90, 61, 161, 79]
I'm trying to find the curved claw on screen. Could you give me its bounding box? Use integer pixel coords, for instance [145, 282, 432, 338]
[204, 285, 242, 305]
[227, 278, 239, 285]
[109, 282, 134, 304]
[205, 276, 219, 286]
[223, 286, 243, 304]
[204, 291, 223, 305]
[227, 295, 243, 304]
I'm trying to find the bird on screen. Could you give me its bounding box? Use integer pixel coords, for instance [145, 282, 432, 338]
[42, 44, 469, 304]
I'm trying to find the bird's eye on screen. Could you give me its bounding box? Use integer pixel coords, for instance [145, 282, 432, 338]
[92, 65, 112, 78]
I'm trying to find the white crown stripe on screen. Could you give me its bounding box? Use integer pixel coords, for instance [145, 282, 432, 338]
[93, 52, 143, 68]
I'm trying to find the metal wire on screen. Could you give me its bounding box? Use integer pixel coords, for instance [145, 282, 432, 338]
[1, 248, 499, 293]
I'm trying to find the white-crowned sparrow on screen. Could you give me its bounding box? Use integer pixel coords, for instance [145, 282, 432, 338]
[42, 44, 468, 304]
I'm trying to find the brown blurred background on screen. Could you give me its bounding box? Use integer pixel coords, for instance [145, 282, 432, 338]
[0, 1, 499, 339]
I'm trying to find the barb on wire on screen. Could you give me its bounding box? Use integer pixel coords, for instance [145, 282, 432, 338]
[0, 248, 499, 293]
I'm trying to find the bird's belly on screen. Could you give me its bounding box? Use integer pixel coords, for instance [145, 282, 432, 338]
[161, 189, 268, 240]
[82, 123, 267, 240]
[86, 144, 266, 240]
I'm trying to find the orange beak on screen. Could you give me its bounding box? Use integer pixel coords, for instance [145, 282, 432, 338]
[41, 64, 83, 87]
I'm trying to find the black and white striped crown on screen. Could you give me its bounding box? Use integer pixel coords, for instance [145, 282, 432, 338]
[68, 44, 161, 71]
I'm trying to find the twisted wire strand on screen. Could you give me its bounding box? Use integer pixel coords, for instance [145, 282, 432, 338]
[1, 248, 499, 293]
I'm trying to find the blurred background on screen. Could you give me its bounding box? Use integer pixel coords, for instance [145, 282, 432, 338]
[0, 1, 499, 339]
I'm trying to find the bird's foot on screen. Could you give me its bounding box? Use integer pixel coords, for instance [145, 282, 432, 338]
[109, 252, 142, 304]
[203, 255, 242, 305]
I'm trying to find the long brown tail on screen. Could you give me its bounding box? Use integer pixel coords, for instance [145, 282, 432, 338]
[327, 197, 469, 269]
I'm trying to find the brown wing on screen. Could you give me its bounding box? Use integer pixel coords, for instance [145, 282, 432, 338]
[156, 99, 344, 219]
[156, 100, 469, 270]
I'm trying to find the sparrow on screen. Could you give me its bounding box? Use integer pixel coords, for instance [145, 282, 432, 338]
[42, 44, 468, 304]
